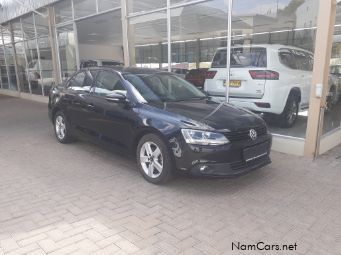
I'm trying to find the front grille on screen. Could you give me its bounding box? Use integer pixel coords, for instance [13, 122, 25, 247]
[224, 126, 267, 142]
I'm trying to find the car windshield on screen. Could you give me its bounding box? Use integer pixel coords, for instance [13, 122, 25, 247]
[123, 73, 207, 102]
[211, 47, 267, 68]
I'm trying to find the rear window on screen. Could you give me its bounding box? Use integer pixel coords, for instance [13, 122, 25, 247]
[211, 47, 267, 68]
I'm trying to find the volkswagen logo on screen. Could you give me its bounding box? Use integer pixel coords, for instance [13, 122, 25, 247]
[249, 129, 257, 140]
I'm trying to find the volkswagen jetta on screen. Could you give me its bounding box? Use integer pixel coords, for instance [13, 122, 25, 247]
[48, 67, 272, 184]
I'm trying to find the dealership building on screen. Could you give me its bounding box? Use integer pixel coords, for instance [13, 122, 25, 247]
[0, 0, 340, 157]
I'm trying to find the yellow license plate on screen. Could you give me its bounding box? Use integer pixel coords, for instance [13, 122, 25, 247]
[224, 80, 241, 87]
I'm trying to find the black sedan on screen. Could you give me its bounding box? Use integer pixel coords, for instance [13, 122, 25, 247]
[48, 67, 272, 184]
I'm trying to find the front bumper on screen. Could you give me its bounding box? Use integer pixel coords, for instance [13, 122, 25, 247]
[172, 133, 272, 177]
[189, 154, 271, 177]
[211, 95, 276, 114]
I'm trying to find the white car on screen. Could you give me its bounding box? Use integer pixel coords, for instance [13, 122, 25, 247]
[204, 44, 314, 128]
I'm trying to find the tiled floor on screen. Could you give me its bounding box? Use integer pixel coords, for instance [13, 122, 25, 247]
[0, 95, 340, 254]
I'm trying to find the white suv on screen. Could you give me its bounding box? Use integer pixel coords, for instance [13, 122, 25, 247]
[204, 44, 314, 127]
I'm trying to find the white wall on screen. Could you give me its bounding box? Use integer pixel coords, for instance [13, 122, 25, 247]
[78, 44, 123, 62]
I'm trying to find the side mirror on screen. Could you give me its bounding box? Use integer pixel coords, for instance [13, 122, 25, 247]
[105, 91, 127, 103]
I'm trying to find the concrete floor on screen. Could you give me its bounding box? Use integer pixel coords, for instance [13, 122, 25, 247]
[268, 101, 341, 138]
[0, 95, 341, 255]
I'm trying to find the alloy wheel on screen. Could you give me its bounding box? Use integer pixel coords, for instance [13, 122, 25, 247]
[140, 141, 163, 178]
[287, 100, 298, 125]
[55, 115, 66, 140]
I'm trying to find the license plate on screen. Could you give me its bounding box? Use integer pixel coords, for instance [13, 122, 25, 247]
[243, 142, 269, 162]
[224, 80, 241, 87]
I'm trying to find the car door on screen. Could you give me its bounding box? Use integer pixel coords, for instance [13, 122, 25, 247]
[88, 70, 137, 148]
[64, 70, 96, 134]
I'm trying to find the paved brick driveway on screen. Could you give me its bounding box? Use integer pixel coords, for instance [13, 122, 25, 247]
[0, 95, 340, 255]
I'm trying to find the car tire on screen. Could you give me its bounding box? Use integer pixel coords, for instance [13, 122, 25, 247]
[136, 134, 174, 184]
[54, 111, 74, 144]
[277, 93, 300, 128]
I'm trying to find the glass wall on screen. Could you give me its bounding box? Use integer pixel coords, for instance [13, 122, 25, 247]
[54, 0, 123, 81]
[222, 0, 319, 138]
[323, 5, 341, 135]
[24, 39, 39, 95]
[98, 0, 120, 12]
[73, 0, 97, 19]
[8, 10, 56, 96]
[57, 25, 77, 80]
[127, 0, 167, 13]
[15, 41, 30, 93]
[36, 10, 55, 95]
[0, 28, 7, 89]
[129, 11, 168, 68]
[54, 0, 73, 24]
[170, 0, 228, 85]
[4, 44, 18, 91]
[1, 24, 17, 91]
[126, 0, 320, 140]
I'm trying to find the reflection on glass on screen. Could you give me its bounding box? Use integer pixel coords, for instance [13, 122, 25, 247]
[15, 42, 30, 93]
[127, 0, 167, 13]
[208, 0, 319, 138]
[4, 45, 18, 91]
[35, 9, 49, 38]
[323, 11, 341, 135]
[57, 25, 76, 80]
[21, 14, 35, 40]
[54, 0, 73, 24]
[12, 19, 23, 42]
[98, 0, 120, 12]
[73, 0, 96, 19]
[170, 1, 228, 84]
[76, 11, 123, 65]
[25, 40, 42, 95]
[129, 11, 167, 68]
[38, 37, 55, 96]
[0, 47, 9, 89]
[1, 24, 12, 45]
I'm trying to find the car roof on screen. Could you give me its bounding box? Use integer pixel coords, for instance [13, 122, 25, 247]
[215, 44, 313, 54]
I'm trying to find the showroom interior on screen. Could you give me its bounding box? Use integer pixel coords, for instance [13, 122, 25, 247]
[0, 0, 340, 157]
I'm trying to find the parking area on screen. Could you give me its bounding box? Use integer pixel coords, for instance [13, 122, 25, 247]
[0, 95, 340, 255]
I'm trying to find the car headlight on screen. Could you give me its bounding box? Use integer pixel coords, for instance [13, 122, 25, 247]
[181, 129, 230, 146]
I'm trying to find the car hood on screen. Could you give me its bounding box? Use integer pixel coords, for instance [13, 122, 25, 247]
[149, 99, 265, 131]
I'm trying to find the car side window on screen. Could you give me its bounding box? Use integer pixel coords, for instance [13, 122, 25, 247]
[293, 50, 311, 71]
[279, 49, 297, 70]
[93, 70, 126, 96]
[67, 71, 85, 89]
[66, 71, 94, 92]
